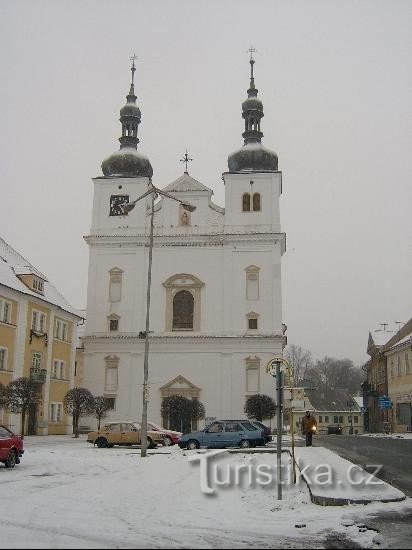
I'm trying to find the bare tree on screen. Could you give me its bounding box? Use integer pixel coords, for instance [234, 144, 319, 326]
[284, 345, 313, 386]
[244, 394, 276, 422]
[92, 396, 112, 430]
[6, 377, 42, 436]
[63, 387, 95, 438]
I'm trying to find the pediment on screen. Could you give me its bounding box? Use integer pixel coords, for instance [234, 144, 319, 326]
[160, 375, 200, 392]
[162, 173, 212, 194]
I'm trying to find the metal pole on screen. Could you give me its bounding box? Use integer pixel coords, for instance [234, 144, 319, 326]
[140, 189, 155, 458]
[276, 362, 283, 500]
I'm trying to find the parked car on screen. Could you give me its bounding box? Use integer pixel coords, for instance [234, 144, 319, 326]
[147, 422, 182, 446]
[250, 420, 272, 443]
[87, 421, 165, 448]
[327, 425, 343, 435]
[178, 419, 265, 450]
[0, 425, 24, 468]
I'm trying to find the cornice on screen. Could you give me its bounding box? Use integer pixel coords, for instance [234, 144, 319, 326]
[83, 231, 286, 248]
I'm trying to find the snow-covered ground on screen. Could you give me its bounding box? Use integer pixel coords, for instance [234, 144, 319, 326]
[1, 435, 410, 549]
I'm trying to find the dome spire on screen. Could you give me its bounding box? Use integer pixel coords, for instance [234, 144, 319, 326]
[101, 56, 153, 178]
[242, 48, 263, 145]
[227, 50, 278, 172]
[118, 54, 141, 150]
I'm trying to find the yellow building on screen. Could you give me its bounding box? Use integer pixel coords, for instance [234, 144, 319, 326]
[0, 238, 83, 435]
[386, 329, 412, 433]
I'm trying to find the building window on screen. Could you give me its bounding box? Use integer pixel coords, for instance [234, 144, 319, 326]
[104, 398, 116, 410]
[339, 416, 343, 423]
[325, 416, 329, 423]
[31, 352, 42, 369]
[333, 416, 338, 424]
[245, 265, 260, 300]
[110, 319, 119, 332]
[245, 356, 260, 393]
[109, 268, 123, 303]
[242, 193, 251, 212]
[252, 193, 261, 211]
[32, 310, 46, 333]
[173, 290, 194, 330]
[406, 353, 410, 375]
[52, 360, 65, 380]
[163, 274, 204, 332]
[32, 278, 44, 293]
[354, 416, 358, 424]
[397, 356, 402, 376]
[0, 299, 12, 324]
[49, 403, 63, 423]
[319, 416, 323, 423]
[54, 319, 68, 341]
[248, 318, 258, 330]
[104, 356, 119, 393]
[0, 348, 7, 370]
[246, 312, 259, 331]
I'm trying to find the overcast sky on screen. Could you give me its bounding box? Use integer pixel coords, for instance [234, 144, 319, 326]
[1, 0, 411, 365]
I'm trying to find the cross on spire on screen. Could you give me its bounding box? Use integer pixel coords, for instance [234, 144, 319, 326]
[180, 150, 193, 173]
[248, 46, 257, 61]
[130, 53, 138, 84]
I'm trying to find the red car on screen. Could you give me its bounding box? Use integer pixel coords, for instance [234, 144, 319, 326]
[147, 422, 182, 446]
[0, 425, 24, 468]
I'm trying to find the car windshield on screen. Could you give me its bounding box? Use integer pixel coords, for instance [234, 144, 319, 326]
[148, 422, 163, 431]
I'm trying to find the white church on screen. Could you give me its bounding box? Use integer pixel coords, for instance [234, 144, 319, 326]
[82, 55, 286, 429]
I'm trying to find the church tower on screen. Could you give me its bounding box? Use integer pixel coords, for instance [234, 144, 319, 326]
[224, 52, 282, 235]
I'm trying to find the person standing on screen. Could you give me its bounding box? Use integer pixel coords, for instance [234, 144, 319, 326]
[301, 410, 317, 447]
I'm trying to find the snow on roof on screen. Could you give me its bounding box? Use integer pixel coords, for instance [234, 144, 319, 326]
[370, 330, 395, 347]
[0, 237, 83, 319]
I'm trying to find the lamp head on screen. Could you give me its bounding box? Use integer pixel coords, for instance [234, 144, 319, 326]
[122, 202, 136, 214]
[181, 203, 196, 212]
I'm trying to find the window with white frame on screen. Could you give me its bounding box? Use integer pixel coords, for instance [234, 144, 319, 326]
[54, 319, 68, 341]
[0, 298, 12, 324]
[108, 314, 120, 332]
[32, 310, 46, 332]
[32, 278, 44, 293]
[245, 356, 260, 393]
[245, 266, 260, 300]
[49, 403, 63, 423]
[109, 268, 123, 303]
[0, 348, 7, 370]
[31, 352, 42, 369]
[52, 360, 65, 379]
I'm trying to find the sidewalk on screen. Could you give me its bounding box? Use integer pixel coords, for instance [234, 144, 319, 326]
[293, 446, 406, 506]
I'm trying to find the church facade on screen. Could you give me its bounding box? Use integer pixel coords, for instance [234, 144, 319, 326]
[82, 56, 286, 428]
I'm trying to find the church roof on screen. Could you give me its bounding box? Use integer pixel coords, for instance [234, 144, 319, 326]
[162, 173, 213, 194]
[0, 237, 83, 319]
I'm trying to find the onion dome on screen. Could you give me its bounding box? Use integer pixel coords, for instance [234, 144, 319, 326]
[228, 54, 278, 172]
[101, 57, 153, 178]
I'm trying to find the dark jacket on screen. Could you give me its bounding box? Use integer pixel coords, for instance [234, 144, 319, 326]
[301, 414, 317, 434]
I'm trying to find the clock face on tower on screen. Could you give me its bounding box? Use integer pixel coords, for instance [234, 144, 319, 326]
[109, 195, 129, 216]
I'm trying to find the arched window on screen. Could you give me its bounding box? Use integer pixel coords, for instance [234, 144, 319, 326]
[163, 274, 204, 332]
[253, 193, 261, 211]
[173, 290, 194, 330]
[242, 193, 251, 212]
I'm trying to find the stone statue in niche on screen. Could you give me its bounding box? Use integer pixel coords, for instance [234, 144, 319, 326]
[179, 207, 191, 226]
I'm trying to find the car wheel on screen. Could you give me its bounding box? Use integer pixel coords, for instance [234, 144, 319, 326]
[96, 437, 109, 448]
[5, 450, 17, 468]
[239, 439, 251, 449]
[163, 436, 172, 446]
[187, 439, 200, 450]
[147, 437, 157, 449]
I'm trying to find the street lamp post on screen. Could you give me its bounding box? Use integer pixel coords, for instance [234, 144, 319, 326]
[122, 180, 196, 457]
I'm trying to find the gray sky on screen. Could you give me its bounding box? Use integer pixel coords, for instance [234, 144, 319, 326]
[1, 0, 411, 366]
